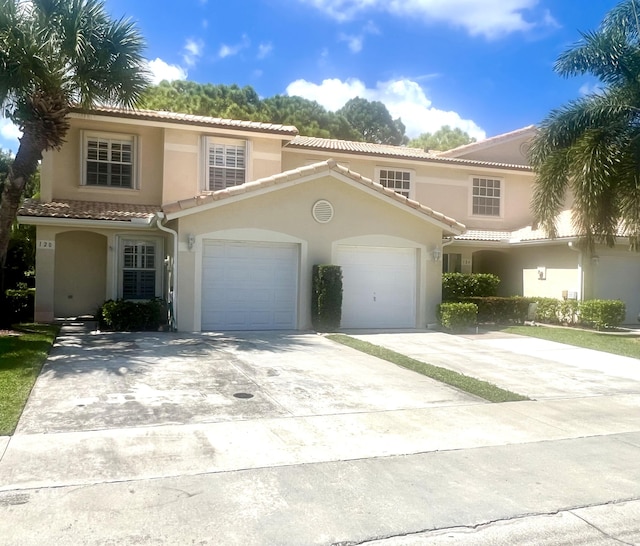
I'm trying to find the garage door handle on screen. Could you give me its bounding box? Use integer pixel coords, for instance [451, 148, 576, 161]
[373, 292, 376, 302]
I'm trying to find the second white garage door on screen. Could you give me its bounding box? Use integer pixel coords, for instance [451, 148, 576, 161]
[201, 241, 299, 331]
[336, 246, 417, 329]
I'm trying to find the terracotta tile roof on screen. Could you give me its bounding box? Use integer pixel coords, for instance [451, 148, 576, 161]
[437, 125, 537, 157]
[455, 210, 577, 243]
[18, 199, 160, 222]
[455, 230, 513, 242]
[286, 136, 532, 171]
[164, 159, 466, 234]
[70, 106, 299, 136]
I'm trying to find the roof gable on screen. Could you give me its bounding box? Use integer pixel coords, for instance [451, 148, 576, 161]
[164, 159, 465, 234]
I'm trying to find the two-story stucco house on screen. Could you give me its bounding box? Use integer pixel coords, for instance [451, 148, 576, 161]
[17, 106, 640, 329]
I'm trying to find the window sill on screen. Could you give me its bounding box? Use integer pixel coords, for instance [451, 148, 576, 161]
[78, 186, 140, 195]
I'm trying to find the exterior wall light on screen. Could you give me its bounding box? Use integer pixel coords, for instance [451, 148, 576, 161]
[432, 248, 442, 262]
[187, 233, 196, 250]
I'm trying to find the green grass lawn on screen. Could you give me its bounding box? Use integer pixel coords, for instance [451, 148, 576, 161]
[502, 325, 640, 359]
[0, 324, 59, 435]
[327, 334, 529, 403]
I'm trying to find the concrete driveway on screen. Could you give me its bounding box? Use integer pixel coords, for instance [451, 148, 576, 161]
[350, 329, 640, 399]
[16, 325, 477, 435]
[2, 324, 640, 545]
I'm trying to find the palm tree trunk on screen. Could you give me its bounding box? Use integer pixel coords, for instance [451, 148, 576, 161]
[0, 135, 43, 326]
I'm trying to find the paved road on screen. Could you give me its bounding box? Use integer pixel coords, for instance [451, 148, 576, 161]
[1, 324, 640, 544]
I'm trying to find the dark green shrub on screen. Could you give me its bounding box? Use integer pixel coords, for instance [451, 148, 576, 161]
[442, 273, 500, 301]
[579, 299, 626, 330]
[438, 302, 478, 331]
[97, 298, 167, 331]
[312, 265, 343, 331]
[5, 284, 35, 323]
[462, 296, 532, 324]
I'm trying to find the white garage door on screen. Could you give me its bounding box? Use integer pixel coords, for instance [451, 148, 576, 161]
[202, 241, 299, 331]
[336, 246, 417, 329]
[594, 255, 640, 324]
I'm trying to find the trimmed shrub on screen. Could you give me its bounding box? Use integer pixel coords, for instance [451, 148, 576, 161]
[312, 264, 343, 331]
[438, 302, 478, 331]
[442, 273, 500, 301]
[533, 297, 561, 324]
[462, 296, 532, 324]
[5, 285, 35, 323]
[97, 298, 167, 331]
[558, 299, 580, 325]
[579, 299, 626, 330]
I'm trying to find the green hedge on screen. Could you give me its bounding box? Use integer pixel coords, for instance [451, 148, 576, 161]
[312, 264, 343, 331]
[438, 302, 478, 331]
[579, 299, 626, 330]
[97, 298, 167, 331]
[442, 273, 500, 301]
[532, 298, 625, 329]
[4, 285, 35, 323]
[461, 296, 533, 324]
[533, 298, 580, 325]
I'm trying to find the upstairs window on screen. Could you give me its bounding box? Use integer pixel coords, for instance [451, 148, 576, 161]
[206, 139, 247, 191]
[472, 177, 501, 216]
[84, 133, 136, 188]
[122, 240, 157, 300]
[377, 168, 412, 198]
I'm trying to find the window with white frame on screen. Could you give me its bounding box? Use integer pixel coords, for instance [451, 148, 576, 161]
[205, 138, 247, 191]
[84, 133, 136, 188]
[472, 177, 501, 216]
[121, 240, 157, 300]
[378, 168, 412, 198]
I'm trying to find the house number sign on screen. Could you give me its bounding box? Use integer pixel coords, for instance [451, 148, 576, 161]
[37, 240, 55, 250]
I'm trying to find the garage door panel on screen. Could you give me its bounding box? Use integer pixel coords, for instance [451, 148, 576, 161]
[202, 241, 298, 331]
[337, 246, 417, 329]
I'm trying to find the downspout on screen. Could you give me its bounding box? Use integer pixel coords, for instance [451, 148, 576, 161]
[567, 241, 583, 301]
[156, 212, 178, 331]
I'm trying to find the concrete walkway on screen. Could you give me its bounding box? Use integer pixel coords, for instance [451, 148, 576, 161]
[1, 325, 640, 544]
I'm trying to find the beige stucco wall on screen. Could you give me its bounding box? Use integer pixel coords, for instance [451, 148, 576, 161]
[282, 149, 535, 232]
[42, 119, 164, 205]
[173, 174, 444, 331]
[162, 130, 284, 205]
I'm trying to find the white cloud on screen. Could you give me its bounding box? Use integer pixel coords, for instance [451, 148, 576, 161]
[257, 42, 273, 59]
[0, 118, 21, 153]
[339, 20, 379, 53]
[218, 35, 250, 59]
[285, 77, 486, 140]
[299, 0, 552, 39]
[339, 33, 363, 53]
[183, 39, 204, 67]
[579, 82, 604, 96]
[146, 58, 188, 84]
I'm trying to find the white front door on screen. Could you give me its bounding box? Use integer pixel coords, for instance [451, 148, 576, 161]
[336, 246, 417, 328]
[201, 240, 299, 330]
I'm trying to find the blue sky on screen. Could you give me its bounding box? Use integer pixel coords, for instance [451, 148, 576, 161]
[0, 0, 622, 152]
